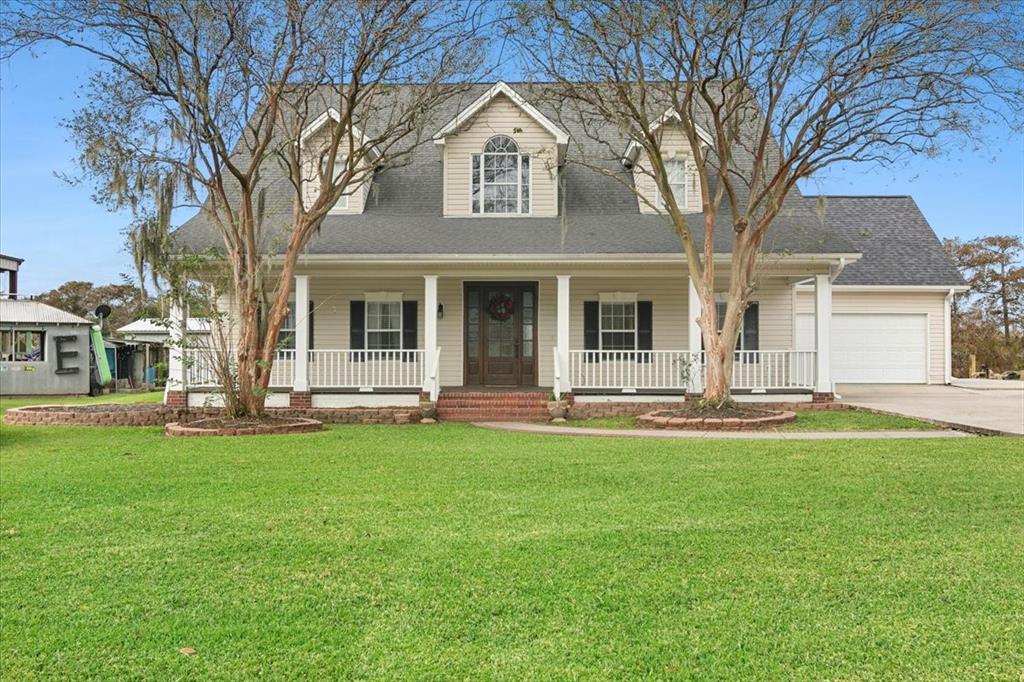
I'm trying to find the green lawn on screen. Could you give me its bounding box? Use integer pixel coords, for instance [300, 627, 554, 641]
[563, 408, 938, 431]
[0, 390, 163, 414]
[1, 418, 1022, 679]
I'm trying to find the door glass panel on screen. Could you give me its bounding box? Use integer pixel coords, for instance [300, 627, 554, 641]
[467, 289, 479, 358]
[521, 290, 534, 358]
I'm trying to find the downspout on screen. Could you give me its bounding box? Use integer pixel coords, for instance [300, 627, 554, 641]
[944, 287, 954, 384]
[830, 257, 847, 283]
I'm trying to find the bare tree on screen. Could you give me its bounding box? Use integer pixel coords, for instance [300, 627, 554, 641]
[515, 0, 1024, 403]
[3, 0, 489, 416]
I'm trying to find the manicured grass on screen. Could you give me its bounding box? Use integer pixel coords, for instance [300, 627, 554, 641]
[2, 422, 1021, 679]
[562, 408, 938, 431]
[0, 390, 163, 414]
[781, 407, 937, 431]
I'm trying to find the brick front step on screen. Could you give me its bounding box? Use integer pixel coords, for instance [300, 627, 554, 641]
[438, 411, 550, 422]
[436, 390, 550, 422]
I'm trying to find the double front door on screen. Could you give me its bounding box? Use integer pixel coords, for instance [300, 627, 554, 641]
[464, 282, 537, 386]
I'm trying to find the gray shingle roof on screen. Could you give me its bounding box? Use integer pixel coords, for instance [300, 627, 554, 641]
[172, 83, 961, 285]
[803, 196, 965, 286]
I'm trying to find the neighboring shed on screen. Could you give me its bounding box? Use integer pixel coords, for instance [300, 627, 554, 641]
[117, 318, 212, 386]
[0, 299, 92, 395]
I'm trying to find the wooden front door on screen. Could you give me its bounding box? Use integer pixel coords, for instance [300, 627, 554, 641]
[464, 283, 537, 386]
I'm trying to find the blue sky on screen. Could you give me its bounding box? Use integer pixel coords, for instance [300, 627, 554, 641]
[2, 46, 1022, 295]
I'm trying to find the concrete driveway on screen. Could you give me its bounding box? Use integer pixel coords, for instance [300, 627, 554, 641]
[837, 383, 1024, 436]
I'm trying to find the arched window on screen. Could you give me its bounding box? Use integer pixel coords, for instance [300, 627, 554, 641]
[472, 135, 530, 214]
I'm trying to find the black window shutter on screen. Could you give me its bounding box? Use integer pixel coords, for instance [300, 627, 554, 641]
[350, 300, 365, 361]
[637, 301, 653, 362]
[583, 301, 599, 363]
[743, 302, 759, 351]
[402, 300, 418, 362]
[308, 300, 315, 350]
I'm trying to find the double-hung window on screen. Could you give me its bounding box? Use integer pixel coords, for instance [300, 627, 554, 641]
[323, 157, 349, 210]
[1, 329, 44, 362]
[472, 135, 530, 214]
[366, 300, 402, 350]
[599, 301, 637, 351]
[660, 159, 688, 208]
[278, 300, 297, 350]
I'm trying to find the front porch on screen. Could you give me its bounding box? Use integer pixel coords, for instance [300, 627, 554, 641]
[168, 264, 837, 405]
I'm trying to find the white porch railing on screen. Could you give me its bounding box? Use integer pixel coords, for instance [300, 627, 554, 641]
[183, 348, 295, 387]
[729, 350, 816, 390]
[568, 349, 816, 392]
[308, 349, 425, 390]
[570, 350, 703, 392]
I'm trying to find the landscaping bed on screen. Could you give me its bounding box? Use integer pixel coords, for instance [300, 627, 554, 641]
[638, 404, 795, 430]
[561, 407, 941, 432]
[165, 416, 323, 437]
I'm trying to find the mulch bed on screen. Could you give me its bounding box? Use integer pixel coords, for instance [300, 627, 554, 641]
[638, 405, 796, 430]
[165, 416, 323, 437]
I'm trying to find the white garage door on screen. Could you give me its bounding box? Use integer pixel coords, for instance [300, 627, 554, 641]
[796, 313, 928, 383]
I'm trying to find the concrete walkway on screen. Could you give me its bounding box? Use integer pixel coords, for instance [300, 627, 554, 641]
[838, 384, 1024, 436]
[475, 422, 972, 440]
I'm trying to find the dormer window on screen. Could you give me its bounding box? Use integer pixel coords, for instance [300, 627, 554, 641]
[472, 135, 530, 214]
[322, 157, 349, 210]
[659, 159, 688, 208]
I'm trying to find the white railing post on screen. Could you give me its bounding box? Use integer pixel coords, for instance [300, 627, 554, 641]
[552, 346, 562, 400]
[424, 275, 438, 396]
[557, 275, 571, 396]
[430, 347, 441, 401]
[814, 274, 832, 394]
[688, 278, 704, 393]
[294, 275, 310, 393]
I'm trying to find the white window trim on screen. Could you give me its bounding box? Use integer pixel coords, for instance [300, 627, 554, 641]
[471, 136, 532, 216]
[598, 293, 638, 351]
[364, 293, 404, 351]
[1, 329, 45, 362]
[655, 158, 689, 209]
[326, 158, 351, 214]
[278, 297, 297, 350]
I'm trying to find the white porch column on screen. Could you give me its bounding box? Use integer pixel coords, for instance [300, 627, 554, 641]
[293, 274, 310, 393]
[556, 275, 571, 396]
[423, 275, 438, 394]
[165, 298, 185, 402]
[687, 277, 703, 393]
[814, 273, 832, 394]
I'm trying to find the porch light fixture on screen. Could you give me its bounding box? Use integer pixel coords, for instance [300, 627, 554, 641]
[437, 303, 444, 320]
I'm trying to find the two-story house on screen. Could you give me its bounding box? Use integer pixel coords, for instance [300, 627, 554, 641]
[170, 82, 966, 419]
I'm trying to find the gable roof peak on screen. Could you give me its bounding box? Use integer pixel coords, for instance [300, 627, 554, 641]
[432, 81, 569, 147]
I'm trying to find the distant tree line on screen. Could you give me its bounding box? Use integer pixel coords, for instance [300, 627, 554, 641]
[944, 235, 1023, 376]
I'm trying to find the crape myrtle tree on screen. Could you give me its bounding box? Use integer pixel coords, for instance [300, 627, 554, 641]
[2, 0, 489, 416]
[515, 0, 1024, 403]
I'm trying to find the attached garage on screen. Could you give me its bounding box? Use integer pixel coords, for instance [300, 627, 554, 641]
[797, 312, 929, 383]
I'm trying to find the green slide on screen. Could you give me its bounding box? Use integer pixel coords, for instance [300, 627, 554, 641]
[91, 325, 112, 385]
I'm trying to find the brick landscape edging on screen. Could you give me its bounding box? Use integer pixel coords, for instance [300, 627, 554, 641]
[637, 409, 797, 430]
[165, 417, 324, 437]
[4, 404, 423, 427]
[568, 400, 849, 420]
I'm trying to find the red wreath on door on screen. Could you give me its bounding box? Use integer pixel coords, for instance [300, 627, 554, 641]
[487, 293, 515, 321]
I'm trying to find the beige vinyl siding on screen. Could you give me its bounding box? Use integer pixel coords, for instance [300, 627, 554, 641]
[795, 289, 946, 384]
[633, 125, 703, 215]
[443, 93, 558, 216]
[309, 277, 424, 352]
[748, 279, 794, 349]
[301, 126, 371, 215]
[569, 278, 689, 353]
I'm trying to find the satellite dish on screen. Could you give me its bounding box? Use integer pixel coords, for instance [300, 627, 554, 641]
[94, 304, 112, 319]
